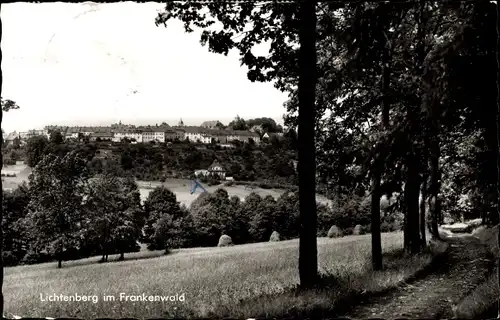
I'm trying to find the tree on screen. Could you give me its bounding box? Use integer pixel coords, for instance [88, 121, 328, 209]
[248, 195, 277, 242]
[26, 151, 88, 268]
[496, 0, 500, 314]
[295, 1, 318, 287]
[1, 98, 20, 112]
[26, 135, 49, 167]
[83, 174, 143, 262]
[49, 130, 64, 145]
[228, 116, 248, 131]
[2, 183, 30, 266]
[156, 1, 320, 286]
[143, 186, 185, 250]
[0, 97, 20, 316]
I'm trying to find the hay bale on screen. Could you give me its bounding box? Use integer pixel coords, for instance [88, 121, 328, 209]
[327, 225, 342, 238]
[269, 231, 280, 242]
[472, 225, 487, 236]
[217, 235, 233, 247]
[353, 224, 363, 235]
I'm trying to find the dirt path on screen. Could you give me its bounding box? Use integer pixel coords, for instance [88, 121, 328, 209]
[341, 235, 495, 319]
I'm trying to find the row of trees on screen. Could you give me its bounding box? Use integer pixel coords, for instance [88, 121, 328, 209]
[4, 158, 400, 267]
[24, 132, 298, 184]
[156, 0, 499, 287]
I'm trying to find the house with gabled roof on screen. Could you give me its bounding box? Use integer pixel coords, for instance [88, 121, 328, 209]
[208, 160, 226, 179]
[5, 131, 19, 146]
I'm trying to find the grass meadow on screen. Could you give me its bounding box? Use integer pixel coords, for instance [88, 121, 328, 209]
[4, 232, 442, 319]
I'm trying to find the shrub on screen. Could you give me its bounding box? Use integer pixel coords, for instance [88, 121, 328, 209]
[269, 231, 280, 242]
[353, 224, 363, 235]
[361, 224, 371, 234]
[218, 235, 233, 247]
[3, 159, 16, 166]
[21, 250, 52, 265]
[2, 251, 23, 267]
[258, 183, 272, 189]
[327, 194, 371, 230]
[380, 221, 393, 233]
[327, 225, 342, 238]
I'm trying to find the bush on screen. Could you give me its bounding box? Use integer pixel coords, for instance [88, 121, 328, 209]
[21, 250, 52, 265]
[2, 251, 23, 267]
[327, 194, 371, 230]
[269, 231, 280, 242]
[258, 183, 272, 189]
[327, 225, 342, 238]
[218, 235, 233, 247]
[361, 224, 371, 234]
[3, 159, 16, 166]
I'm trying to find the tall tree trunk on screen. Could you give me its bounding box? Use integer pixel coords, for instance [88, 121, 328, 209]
[417, 0, 441, 240]
[404, 202, 409, 249]
[370, 8, 392, 270]
[420, 176, 427, 248]
[297, 0, 318, 289]
[405, 156, 421, 254]
[0, 6, 4, 315]
[371, 166, 382, 270]
[495, 0, 500, 316]
[57, 241, 63, 269]
[57, 233, 64, 269]
[428, 141, 441, 238]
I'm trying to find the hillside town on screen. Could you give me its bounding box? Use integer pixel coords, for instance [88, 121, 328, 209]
[3, 119, 285, 146]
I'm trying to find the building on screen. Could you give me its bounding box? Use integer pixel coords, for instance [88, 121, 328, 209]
[183, 127, 212, 144]
[194, 169, 209, 178]
[226, 130, 260, 144]
[165, 128, 185, 141]
[26, 129, 46, 139]
[211, 130, 228, 144]
[262, 132, 283, 140]
[18, 132, 29, 140]
[208, 160, 226, 180]
[113, 128, 143, 143]
[5, 131, 19, 146]
[140, 125, 172, 143]
[65, 127, 80, 140]
[200, 120, 222, 129]
[89, 132, 113, 142]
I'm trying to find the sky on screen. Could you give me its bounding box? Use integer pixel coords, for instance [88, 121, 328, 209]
[1, 2, 289, 133]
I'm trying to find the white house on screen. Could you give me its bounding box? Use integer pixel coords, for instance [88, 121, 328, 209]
[114, 129, 143, 143]
[184, 127, 212, 143]
[208, 160, 226, 179]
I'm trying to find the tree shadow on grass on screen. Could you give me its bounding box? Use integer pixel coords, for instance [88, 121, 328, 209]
[210, 247, 449, 319]
[31, 249, 179, 270]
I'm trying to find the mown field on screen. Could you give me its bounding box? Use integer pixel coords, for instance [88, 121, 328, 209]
[4, 232, 439, 319]
[136, 179, 332, 207]
[1, 163, 31, 190]
[0, 163, 331, 207]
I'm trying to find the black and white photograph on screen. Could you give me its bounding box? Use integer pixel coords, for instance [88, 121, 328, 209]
[0, 1, 499, 319]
